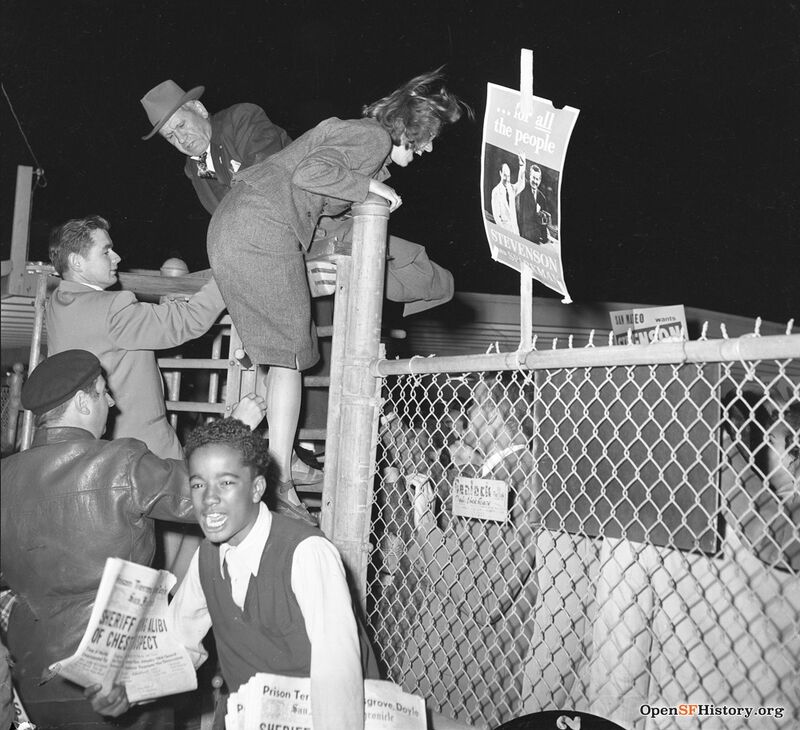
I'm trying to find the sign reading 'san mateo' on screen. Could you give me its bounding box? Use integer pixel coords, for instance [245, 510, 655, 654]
[610, 304, 688, 346]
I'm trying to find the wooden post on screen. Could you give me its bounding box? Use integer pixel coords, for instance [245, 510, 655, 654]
[19, 269, 49, 451]
[519, 50, 535, 353]
[164, 355, 183, 430]
[7, 166, 34, 296]
[520, 262, 534, 352]
[322, 194, 389, 607]
[3, 363, 25, 452]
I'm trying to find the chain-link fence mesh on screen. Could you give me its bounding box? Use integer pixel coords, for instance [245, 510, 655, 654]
[367, 348, 799, 729]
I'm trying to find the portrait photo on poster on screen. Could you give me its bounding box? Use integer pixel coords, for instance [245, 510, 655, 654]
[483, 142, 561, 246]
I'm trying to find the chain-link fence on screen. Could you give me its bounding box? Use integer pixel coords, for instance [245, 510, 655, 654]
[367, 334, 799, 729]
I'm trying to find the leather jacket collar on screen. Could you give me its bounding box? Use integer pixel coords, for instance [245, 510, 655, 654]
[32, 426, 97, 447]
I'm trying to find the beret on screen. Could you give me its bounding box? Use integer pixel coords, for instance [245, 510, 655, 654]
[22, 349, 103, 415]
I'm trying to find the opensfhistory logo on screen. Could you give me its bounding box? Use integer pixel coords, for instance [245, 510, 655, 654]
[639, 703, 786, 720]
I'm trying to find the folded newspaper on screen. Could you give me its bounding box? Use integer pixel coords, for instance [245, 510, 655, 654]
[225, 674, 426, 729]
[43, 557, 197, 703]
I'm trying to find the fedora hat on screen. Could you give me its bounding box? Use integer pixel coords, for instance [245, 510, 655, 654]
[140, 80, 204, 140]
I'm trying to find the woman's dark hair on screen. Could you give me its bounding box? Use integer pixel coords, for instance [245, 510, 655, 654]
[184, 418, 272, 477]
[363, 68, 470, 150]
[49, 215, 110, 276]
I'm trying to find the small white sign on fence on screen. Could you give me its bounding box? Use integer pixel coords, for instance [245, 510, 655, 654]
[452, 477, 509, 521]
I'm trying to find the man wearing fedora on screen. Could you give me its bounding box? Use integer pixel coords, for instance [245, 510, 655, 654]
[139, 79, 456, 318]
[0, 349, 265, 729]
[140, 79, 290, 216]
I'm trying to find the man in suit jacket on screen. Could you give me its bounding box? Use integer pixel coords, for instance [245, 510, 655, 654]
[517, 163, 553, 244]
[490, 157, 526, 235]
[46, 215, 226, 578]
[140, 79, 453, 316]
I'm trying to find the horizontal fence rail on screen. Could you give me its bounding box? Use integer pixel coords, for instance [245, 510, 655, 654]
[374, 332, 800, 376]
[367, 331, 799, 729]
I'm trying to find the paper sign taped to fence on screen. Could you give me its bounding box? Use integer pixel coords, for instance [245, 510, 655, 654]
[481, 82, 579, 299]
[609, 304, 687, 345]
[452, 477, 509, 521]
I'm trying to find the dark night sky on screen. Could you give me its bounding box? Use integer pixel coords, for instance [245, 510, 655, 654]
[2, 0, 799, 323]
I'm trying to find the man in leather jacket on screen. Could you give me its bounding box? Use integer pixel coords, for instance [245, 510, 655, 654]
[0, 350, 264, 729]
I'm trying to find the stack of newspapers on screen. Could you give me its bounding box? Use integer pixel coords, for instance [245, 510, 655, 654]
[225, 674, 426, 730]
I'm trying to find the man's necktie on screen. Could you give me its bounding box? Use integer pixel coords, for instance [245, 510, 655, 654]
[197, 151, 217, 180]
[505, 184, 510, 205]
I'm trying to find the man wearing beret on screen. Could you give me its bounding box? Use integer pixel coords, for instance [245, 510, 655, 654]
[46, 214, 226, 580]
[139, 79, 455, 318]
[0, 350, 264, 729]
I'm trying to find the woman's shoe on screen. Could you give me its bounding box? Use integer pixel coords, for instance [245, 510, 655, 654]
[274, 480, 318, 526]
[291, 455, 324, 486]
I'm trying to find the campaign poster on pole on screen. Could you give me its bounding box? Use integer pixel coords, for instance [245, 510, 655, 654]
[481, 83, 579, 299]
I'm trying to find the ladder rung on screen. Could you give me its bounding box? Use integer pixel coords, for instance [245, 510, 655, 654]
[298, 486, 323, 497]
[165, 401, 227, 414]
[163, 405, 327, 440]
[298, 428, 327, 440]
[158, 358, 229, 369]
[158, 362, 329, 389]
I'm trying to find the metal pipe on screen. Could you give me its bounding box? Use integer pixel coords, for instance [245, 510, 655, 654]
[320, 258, 352, 536]
[373, 334, 800, 377]
[322, 194, 389, 608]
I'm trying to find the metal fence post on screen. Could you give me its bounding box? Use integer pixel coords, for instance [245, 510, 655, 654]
[321, 194, 389, 608]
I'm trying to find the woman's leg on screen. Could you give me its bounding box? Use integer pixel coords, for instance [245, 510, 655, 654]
[265, 364, 303, 506]
[208, 186, 318, 523]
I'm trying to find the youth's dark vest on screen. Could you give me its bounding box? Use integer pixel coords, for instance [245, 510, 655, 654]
[198, 513, 322, 693]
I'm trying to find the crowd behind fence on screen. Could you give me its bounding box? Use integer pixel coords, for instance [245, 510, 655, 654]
[367, 330, 799, 729]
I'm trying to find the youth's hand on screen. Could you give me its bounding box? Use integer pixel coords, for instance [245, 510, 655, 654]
[231, 393, 267, 430]
[368, 179, 403, 212]
[85, 683, 130, 717]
